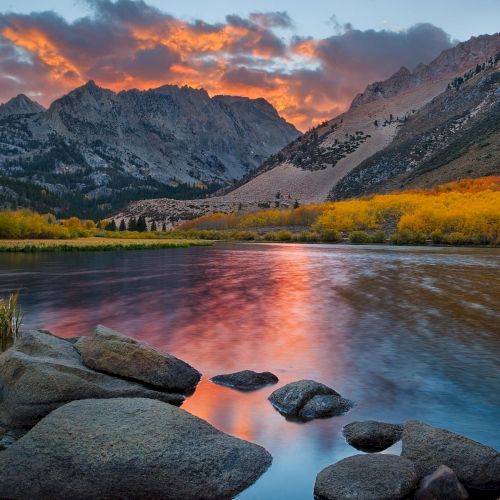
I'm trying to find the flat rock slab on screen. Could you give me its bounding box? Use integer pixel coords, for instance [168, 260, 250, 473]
[343, 420, 403, 452]
[75, 325, 201, 393]
[0, 398, 273, 500]
[314, 454, 418, 500]
[268, 379, 351, 420]
[210, 370, 278, 391]
[401, 420, 500, 493]
[0, 330, 184, 427]
[414, 465, 468, 500]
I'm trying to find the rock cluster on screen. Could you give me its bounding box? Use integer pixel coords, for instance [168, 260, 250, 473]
[0, 329, 187, 427]
[0, 327, 273, 499]
[317, 418, 499, 499]
[1, 330, 498, 499]
[268, 379, 353, 420]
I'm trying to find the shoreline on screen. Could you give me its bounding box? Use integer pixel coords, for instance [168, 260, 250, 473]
[0, 237, 214, 252]
[0, 237, 498, 253]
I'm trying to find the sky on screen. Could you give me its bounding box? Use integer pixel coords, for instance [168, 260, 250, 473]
[0, 0, 498, 130]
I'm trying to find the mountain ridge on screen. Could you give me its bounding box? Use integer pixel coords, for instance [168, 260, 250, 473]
[0, 82, 300, 217]
[112, 33, 500, 226]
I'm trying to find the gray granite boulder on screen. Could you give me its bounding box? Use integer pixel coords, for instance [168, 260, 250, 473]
[0, 330, 184, 427]
[210, 370, 278, 391]
[0, 398, 272, 499]
[343, 420, 403, 452]
[314, 454, 418, 500]
[75, 325, 201, 393]
[401, 420, 500, 493]
[414, 465, 468, 500]
[268, 379, 351, 420]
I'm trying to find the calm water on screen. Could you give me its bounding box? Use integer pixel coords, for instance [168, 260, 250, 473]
[1, 243, 499, 498]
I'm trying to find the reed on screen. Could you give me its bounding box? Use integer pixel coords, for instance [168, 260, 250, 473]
[0, 291, 23, 352]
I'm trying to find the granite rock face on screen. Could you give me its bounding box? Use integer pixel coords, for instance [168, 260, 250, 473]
[401, 420, 500, 493]
[75, 325, 201, 393]
[343, 420, 404, 452]
[0, 330, 184, 427]
[314, 454, 418, 500]
[0, 398, 273, 499]
[210, 370, 278, 391]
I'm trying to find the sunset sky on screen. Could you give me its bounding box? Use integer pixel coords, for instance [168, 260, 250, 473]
[0, 0, 498, 130]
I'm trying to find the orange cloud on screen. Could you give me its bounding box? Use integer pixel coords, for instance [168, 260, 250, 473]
[0, 3, 454, 130]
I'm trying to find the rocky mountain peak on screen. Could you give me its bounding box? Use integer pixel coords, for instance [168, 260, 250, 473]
[350, 32, 500, 109]
[0, 94, 45, 118]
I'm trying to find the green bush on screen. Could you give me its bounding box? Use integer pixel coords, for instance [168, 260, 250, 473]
[263, 230, 293, 241]
[229, 231, 258, 241]
[319, 229, 340, 242]
[349, 231, 371, 244]
[294, 231, 320, 242]
[430, 230, 444, 244]
[370, 230, 386, 243]
[391, 230, 427, 245]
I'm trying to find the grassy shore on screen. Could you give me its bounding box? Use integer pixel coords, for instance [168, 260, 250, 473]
[0, 237, 213, 252]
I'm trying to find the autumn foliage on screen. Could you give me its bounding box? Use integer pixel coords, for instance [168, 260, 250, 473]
[180, 177, 500, 245]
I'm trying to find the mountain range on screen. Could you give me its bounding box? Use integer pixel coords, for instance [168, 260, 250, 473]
[1, 33, 499, 223]
[113, 33, 499, 226]
[0, 83, 299, 218]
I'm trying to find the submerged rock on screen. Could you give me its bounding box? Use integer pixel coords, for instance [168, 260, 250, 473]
[401, 420, 500, 493]
[314, 454, 418, 500]
[414, 465, 468, 500]
[0, 398, 272, 499]
[0, 330, 184, 427]
[343, 420, 404, 452]
[75, 325, 201, 393]
[268, 379, 351, 420]
[210, 370, 278, 391]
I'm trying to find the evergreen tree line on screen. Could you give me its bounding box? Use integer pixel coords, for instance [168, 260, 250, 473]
[105, 216, 168, 232]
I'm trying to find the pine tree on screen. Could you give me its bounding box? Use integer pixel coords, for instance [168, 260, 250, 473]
[162, 223, 167, 232]
[119, 219, 126, 231]
[151, 220, 157, 232]
[128, 217, 137, 231]
[106, 219, 117, 231]
[137, 216, 147, 232]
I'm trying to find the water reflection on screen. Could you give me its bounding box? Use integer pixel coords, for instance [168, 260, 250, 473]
[0, 244, 499, 499]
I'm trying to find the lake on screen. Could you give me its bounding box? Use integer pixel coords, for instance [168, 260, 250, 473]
[1, 243, 499, 499]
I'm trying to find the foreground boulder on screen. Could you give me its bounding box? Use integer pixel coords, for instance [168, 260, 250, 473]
[0, 330, 184, 427]
[343, 420, 403, 452]
[75, 325, 201, 392]
[414, 465, 468, 500]
[268, 379, 352, 420]
[0, 398, 272, 499]
[314, 454, 418, 500]
[401, 420, 500, 493]
[210, 370, 278, 391]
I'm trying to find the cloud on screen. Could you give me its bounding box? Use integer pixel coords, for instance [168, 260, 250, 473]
[0, 1, 455, 130]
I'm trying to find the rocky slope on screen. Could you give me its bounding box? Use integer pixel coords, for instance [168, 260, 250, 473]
[331, 61, 500, 198]
[0, 83, 299, 218]
[115, 33, 499, 226]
